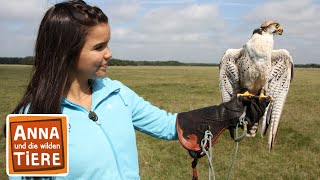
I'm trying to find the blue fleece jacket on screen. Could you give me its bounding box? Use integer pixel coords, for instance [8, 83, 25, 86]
[9, 78, 178, 180]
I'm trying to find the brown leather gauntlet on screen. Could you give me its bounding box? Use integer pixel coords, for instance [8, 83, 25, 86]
[176, 96, 269, 155]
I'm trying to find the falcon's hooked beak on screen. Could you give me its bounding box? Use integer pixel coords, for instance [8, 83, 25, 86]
[274, 23, 283, 35]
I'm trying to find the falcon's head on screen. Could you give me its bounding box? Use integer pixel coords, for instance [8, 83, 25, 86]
[252, 20, 283, 35]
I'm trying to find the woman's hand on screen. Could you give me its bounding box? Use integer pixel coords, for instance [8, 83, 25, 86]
[176, 96, 270, 154]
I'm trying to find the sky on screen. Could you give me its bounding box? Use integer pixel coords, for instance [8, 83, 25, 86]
[0, 0, 319, 64]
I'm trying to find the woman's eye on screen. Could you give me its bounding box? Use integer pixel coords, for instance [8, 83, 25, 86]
[95, 45, 104, 51]
[93, 43, 108, 51]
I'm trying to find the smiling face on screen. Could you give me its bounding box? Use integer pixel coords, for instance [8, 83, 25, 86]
[75, 23, 112, 80]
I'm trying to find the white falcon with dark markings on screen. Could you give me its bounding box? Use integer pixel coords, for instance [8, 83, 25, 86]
[219, 20, 294, 151]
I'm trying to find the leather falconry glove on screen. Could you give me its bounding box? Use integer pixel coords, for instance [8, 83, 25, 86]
[176, 96, 269, 157]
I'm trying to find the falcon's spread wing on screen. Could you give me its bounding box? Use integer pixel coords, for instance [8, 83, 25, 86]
[261, 49, 294, 150]
[219, 48, 243, 102]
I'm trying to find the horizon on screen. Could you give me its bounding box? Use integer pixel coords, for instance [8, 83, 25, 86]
[1, 56, 319, 66]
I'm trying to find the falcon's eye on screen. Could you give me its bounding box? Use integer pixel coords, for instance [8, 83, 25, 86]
[275, 23, 280, 28]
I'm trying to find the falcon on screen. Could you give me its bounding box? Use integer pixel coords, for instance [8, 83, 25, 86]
[219, 20, 294, 151]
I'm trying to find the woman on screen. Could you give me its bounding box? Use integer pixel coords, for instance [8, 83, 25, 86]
[8, 1, 268, 179]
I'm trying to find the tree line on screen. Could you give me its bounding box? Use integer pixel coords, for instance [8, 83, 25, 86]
[0, 57, 218, 66]
[0, 57, 319, 68]
[0, 57, 34, 65]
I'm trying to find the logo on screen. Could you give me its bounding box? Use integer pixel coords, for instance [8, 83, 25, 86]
[6, 114, 68, 176]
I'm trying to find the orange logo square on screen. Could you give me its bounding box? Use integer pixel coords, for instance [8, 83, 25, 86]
[6, 114, 68, 176]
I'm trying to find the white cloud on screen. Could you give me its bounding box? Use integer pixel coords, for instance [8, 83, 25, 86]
[0, 24, 36, 57]
[0, 0, 48, 57]
[109, 3, 227, 62]
[140, 0, 196, 5]
[97, 0, 142, 23]
[141, 4, 222, 33]
[0, 0, 48, 22]
[0, 0, 318, 64]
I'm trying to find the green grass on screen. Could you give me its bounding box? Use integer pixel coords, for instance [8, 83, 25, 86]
[1, 65, 320, 179]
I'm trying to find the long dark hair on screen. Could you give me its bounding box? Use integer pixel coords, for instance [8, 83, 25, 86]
[12, 0, 108, 114]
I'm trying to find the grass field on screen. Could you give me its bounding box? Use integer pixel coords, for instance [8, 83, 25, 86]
[0, 65, 319, 179]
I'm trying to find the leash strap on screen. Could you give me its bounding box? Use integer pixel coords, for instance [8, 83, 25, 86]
[227, 107, 247, 180]
[192, 156, 199, 180]
[190, 108, 248, 180]
[201, 131, 215, 180]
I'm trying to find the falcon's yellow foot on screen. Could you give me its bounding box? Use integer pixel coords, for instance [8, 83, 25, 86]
[259, 92, 274, 101]
[237, 91, 255, 98]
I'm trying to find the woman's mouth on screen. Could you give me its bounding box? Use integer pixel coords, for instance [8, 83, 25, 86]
[100, 62, 108, 68]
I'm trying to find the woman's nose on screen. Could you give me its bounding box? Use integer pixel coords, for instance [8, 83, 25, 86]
[104, 48, 112, 60]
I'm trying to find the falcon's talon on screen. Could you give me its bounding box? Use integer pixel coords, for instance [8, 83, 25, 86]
[259, 92, 274, 101]
[237, 91, 255, 98]
[259, 92, 268, 99]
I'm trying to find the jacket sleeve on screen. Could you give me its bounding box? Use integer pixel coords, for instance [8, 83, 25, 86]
[118, 83, 178, 140]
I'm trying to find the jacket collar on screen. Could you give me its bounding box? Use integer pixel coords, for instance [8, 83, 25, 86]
[61, 78, 121, 109]
[91, 78, 121, 108]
